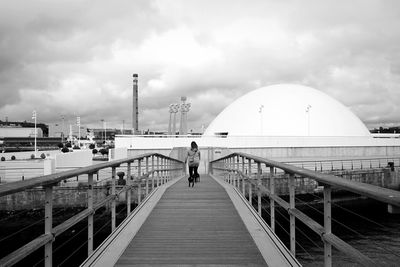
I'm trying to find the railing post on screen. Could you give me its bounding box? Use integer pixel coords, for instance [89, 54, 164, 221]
[157, 156, 160, 186]
[242, 156, 245, 195]
[127, 162, 132, 214]
[160, 158, 163, 184]
[257, 162, 261, 216]
[88, 173, 94, 255]
[270, 166, 275, 232]
[111, 167, 116, 231]
[145, 157, 149, 196]
[151, 156, 155, 188]
[169, 159, 172, 181]
[138, 159, 142, 204]
[164, 158, 167, 184]
[248, 179, 252, 206]
[289, 172, 296, 255]
[44, 185, 53, 267]
[236, 155, 240, 188]
[324, 185, 332, 267]
[248, 158, 252, 202]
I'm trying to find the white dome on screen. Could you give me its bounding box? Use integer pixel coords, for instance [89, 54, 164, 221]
[204, 84, 371, 137]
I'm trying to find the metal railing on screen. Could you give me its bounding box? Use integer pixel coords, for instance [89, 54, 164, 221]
[210, 152, 400, 267]
[0, 153, 185, 267]
[283, 156, 399, 172]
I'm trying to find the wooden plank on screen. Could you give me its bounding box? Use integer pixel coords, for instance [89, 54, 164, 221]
[81, 176, 183, 267]
[115, 175, 268, 266]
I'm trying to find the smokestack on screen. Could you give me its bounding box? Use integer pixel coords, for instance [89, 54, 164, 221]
[132, 74, 139, 134]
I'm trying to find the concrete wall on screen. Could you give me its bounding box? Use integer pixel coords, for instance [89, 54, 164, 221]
[219, 167, 400, 196]
[229, 146, 400, 160]
[0, 149, 93, 183]
[116, 135, 400, 162]
[55, 149, 92, 169]
[0, 185, 140, 210]
[109, 147, 128, 161]
[0, 150, 60, 160]
[116, 135, 400, 149]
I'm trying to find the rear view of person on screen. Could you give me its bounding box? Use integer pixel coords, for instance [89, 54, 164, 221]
[185, 141, 200, 187]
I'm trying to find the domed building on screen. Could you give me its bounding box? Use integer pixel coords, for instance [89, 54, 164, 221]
[204, 84, 371, 137]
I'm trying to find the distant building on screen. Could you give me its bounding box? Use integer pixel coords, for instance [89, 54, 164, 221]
[0, 120, 48, 136]
[204, 84, 371, 137]
[0, 127, 43, 138]
[48, 123, 88, 139]
[92, 128, 133, 142]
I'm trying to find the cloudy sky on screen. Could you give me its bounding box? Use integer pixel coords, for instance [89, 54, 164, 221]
[0, 0, 399, 132]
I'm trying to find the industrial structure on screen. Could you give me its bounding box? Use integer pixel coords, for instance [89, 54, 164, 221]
[179, 96, 191, 135]
[168, 103, 180, 135]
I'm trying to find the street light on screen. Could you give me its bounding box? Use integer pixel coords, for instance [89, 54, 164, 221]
[32, 110, 37, 158]
[259, 105, 264, 135]
[306, 104, 312, 136]
[101, 119, 106, 144]
[61, 115, 65, 143]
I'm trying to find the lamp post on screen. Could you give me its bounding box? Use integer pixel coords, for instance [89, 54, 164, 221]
[77, 116, 81, 148]
[259, 105, 264, 135]
[32, 110, 37, 158]
[100, 119, 104, 144]
[306, 104, 312, 136]
[61, 115, 65, 143]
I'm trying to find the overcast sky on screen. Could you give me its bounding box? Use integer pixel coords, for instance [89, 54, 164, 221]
[0, 0, 399, 132]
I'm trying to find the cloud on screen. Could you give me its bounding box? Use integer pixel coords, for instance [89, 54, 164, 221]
[1, 0, 400, 132]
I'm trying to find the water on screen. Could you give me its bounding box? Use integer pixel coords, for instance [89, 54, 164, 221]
[268, 199, 400, 266]
[0, 206, 128, 267]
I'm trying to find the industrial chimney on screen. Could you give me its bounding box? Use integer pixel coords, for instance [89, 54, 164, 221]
[132, 74, 139, 134]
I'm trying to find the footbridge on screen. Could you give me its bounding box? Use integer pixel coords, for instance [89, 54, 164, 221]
[1, 152, 400, 266]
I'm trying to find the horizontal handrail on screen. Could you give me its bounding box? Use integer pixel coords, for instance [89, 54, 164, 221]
[0, 152, 182, 197]
[211, 152, 400, 207]
[0, 234, 54, 267]
[283, 156, 399, 164]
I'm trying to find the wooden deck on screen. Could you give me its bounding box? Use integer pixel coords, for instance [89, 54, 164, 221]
[115, 174, 268, 266]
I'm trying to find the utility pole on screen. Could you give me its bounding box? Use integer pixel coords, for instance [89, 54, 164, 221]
[77, 116, 81, 147]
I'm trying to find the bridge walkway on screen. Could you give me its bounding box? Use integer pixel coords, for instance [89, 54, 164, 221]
[115, 174, 267, 266]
